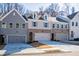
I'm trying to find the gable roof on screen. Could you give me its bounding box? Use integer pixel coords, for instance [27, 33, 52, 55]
[0, 9, 27, 22]
[67, 12, 78, 19]
[39, 16, 44, 20]
[22, 15, 28, 21]
[28, 15, 33, 19]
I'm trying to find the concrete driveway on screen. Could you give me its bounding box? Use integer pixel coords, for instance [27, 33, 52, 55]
[38, 40, 79, 52]
[1, 43, 45, 55]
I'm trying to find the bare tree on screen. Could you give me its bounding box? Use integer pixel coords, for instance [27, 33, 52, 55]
[64, 3, 70, 15]
[45, 3, 59, 17]
[71, 7, 75, 14]
[0, 3, 25, 15]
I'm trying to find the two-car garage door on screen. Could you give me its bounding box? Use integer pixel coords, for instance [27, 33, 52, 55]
[8, 36, 25, 43]
[35, 33, 50, 41]
[56, 33, 68, 40]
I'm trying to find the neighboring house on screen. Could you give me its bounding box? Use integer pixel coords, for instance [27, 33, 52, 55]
[28, 12, 69, 42]
[0, 9, 28, 44]
[67, 12, 79, 40]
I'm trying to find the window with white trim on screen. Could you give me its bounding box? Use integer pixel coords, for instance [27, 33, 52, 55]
[61, 24, 63, 28]
[22, 24, 25, 28]
[76, 22, 78, 26]
[44, 23, 48, 27]
[9, 23, 13, 28]
[57, 24, 59, 28]
[2, 23, 6, 28]
[32, 22, 37, 27]
[45, 15, 47, 20]
[16, 23, 19, 28]
[72, 22, 74, 26]
[52, 24, 55, 28]
[65, 25, 67, 28]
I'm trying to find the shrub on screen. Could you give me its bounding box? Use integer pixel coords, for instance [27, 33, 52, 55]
[74, 38, 79, 41]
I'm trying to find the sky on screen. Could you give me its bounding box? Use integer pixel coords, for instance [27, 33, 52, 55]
[23, 3, 79, 13]
[23, 3, 51, 11]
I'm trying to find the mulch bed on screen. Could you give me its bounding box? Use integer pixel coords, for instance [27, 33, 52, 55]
[0, 45, 5, 50]
[30, 41, 53, 49]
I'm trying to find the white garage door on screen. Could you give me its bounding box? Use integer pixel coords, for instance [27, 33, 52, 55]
[56, 33, 67, 40]
[8, 36, 25, 43]
[35, 33, 50, 41]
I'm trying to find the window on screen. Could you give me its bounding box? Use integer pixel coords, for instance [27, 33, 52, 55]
[57, 24, 59, 28]
[13, 12, 16, 16]
[76, 22, 78, 26]
[45, 15, 47, 20]
[44, 23, 48, 27]
[22, 24, 25, 28]
[52, 24, 55, 28]
[72, 22, 74, 26]
[65, 25, 67, 28]
[32, 22, 37, 27]
[2, 23, 6, 28]
[34, 14, 36, 19]
[71, 31, 74, 37]
[9, 23, 13, 28]
[16, 23, 19, 28]
[61, 24, 63, 28]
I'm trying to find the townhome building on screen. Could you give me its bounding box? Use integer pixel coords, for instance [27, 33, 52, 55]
[0, 9, 28, 44]
[67, 12, 79, 40]
[27, 12, 69, 42]
[0, 9, 79, 44]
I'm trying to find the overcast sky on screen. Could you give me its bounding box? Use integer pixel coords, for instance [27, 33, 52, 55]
[22, 3, 79, 14]
[23, 3, 51, 11]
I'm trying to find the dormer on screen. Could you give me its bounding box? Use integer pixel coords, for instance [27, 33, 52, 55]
[44, 13, 48, 20]
[33, 12, 37, 20]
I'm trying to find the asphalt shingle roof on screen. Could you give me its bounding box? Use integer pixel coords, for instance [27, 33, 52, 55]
[22, 15, 28, 21]
[56, 16, 68, 23]
[67, 12, 78, 19]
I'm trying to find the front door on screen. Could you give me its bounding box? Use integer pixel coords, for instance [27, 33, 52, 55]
[29, 32, 33, 42]
[0, 35, 4, 44]
[51, 33, 54, 41]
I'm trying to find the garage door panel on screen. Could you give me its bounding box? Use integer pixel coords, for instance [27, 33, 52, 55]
[35, 33, 50, 41]
[56, 33, 67, 40]
[8, 36, 25, 43]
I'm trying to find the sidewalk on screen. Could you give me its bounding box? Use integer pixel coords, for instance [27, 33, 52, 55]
[58, 40, 79, 45]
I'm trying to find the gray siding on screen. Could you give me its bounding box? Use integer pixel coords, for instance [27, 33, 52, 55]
[1, 10, 28, 35]
[0, 9, 28, 44]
